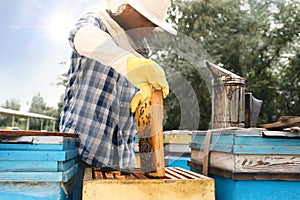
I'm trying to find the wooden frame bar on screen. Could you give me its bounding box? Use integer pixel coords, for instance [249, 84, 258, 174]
[136, 90, 165, 177]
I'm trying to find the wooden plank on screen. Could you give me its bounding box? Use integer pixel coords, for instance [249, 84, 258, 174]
[166, 167, 198, 179]
[164, 132, 192, 144]
[191, 142, 300, 155]
[89, 167, 210, 181]
[191, 149, 300, 173]
[114, 174, 126, 180]
[170, 167, 201, 179]
[190, 129, 300, 155]
[93, 171, 104, 179]
[191, 128, 244, 136]
[104, 172, 114, 179]
[0, 161, 58, 172]
[0, 141, 76, 151]
[234, 136, 300, 146]
[235, 154, 300, 173]
[0, 163, 78, 182]
[83, 172, 215, 200]
[58, 158, 77, 172]
[129, 173, 137, 179]
[0, 130, 79, 138]
[284, 126, 300, 132]
[136, 90, 165, 177]
[192, 134, 234, 145]
[174, 167, 210, 179]
[193, 131, 300, 147]
[98, 170, 122, 179]
[0, 159, 76, 172]
[164, 144, 191, 154]
[0, 149, 78, 161]
[188, 160, 233, 179]
[0, 172, 65, 182]
[111, 170, 121, 177]
[0, 182, 63, 200]
[165, 167, 187, 179]
[190, 142, 233, 152]
[191, 149, 234, 172]
[0, 135, 76, 145]
[84, 168, 93, 181]
[260, 116, 300, 130]
[234, 128, 264, 136]
[233, 145, 300, 154]
[62, 164, 78, 182]
[195, 128, 265, 138]
[189, 160, 300, 181]
[129, 168, 148, 179]
[203, 130, 212, 176]
[93, 167, 126, 179]
[263, 131, 300, 138]
[164, 172, 178, 180]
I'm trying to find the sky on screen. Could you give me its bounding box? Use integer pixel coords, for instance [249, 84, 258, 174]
[0, 0, 106, 111]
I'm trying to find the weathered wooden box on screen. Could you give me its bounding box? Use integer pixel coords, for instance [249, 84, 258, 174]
[0, 130, 79, 200]
[189, 129, 300, 200]
[83, 167, 215, 200]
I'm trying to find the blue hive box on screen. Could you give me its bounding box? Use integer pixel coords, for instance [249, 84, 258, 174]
[0, 130, 79, 200]
[188, 128, 300, 200]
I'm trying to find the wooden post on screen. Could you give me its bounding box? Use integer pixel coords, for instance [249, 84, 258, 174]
[202, 130, 212, 176]
[136, 89, 165, 177]
[26, 117, 30, 130]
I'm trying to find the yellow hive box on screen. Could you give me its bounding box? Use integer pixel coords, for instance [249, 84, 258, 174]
[83, 167, 215, 200]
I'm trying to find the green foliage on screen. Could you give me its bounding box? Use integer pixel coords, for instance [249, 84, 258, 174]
[0, 99, 22, 129]
[56, 72, 68, 87]
[157, 0, 300, 129]
[2, 99, 21, 110]
[1, 94, 61, 131]
[29, 93, 47, 114]
[268, 1, 300, 117]
[28, 93, 59, 131]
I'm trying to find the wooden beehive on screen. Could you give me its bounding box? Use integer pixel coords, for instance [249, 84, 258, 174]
[0, 130, 79, 199]
[82, 90, 215, 200]
[189, 128, 300, 200]
[83, 167, 215, 200]
[164, 130, 192, 169]
[135, 90, 165, 177]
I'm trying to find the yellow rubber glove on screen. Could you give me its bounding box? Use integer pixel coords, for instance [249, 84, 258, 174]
[130, 85, 152, 113]
[126, 57, 169, 112]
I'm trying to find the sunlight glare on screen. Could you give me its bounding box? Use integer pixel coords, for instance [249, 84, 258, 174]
[46, 13, 74, 42]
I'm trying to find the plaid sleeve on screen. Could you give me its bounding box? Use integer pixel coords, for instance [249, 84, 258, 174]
[68, 13, 108, 52]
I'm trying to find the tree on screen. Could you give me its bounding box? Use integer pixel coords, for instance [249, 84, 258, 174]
[28, 93, 59, 131]
[156, 0, 300, 130]
[56, 73, 68, 131]
[28, 93, 46, 130]
[267, 1, 300, 117]
[0, 99, 22, 128]
[44, 105, 60, 131]
[2, 99, 21, 110]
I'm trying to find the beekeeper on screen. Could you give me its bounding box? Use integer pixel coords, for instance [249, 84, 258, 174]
[59, 0, 176, 199]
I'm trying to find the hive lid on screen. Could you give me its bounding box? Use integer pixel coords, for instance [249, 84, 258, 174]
[0, 130, 79, 138]
[263, 131, 300, 138]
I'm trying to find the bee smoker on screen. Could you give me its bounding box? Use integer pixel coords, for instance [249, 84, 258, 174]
[206, 62, 262, 129]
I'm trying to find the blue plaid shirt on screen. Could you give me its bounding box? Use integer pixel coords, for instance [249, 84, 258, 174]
[60, 13, 142, 168]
